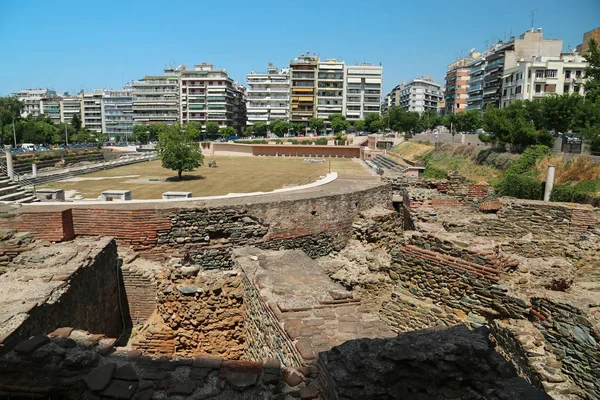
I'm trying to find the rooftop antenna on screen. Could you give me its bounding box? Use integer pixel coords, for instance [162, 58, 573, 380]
[530, 9, 537, 31]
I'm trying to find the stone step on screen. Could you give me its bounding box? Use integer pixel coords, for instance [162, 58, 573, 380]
[0, 189, 30, 202]
[0, 184, 21, 196]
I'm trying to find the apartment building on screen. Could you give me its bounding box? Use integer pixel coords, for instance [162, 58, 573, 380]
[246, 65, 290, 125]
[179, 63, 246, 132]
[466, 54, 487, 110]
[40, 97, 62, 124]
[385, 76, 443, 113]
[13, 89, 57, 118]
[60, 96, 81, 123]
[500, 53, 587, 108]
[80, 90, 103, 132]
[478, 29, 562, 109]
[445, 53, 477, 114]
[344, 63, 382, 121]
[132, 66, 180, 126]
[317, 59, 345, 121]
[577, 27, 600, 55]
[101, 89, 133, 140]
[290, 54, 319, 124]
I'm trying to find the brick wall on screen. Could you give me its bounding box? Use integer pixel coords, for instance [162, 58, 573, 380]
[0, 209, 74, 242]
[121, 265, 157, 325]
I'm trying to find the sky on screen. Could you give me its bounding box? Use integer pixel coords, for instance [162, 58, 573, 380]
[0, 0, 598, 97]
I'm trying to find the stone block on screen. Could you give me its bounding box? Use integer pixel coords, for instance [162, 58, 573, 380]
[114, 364, 138, 381]
[225, 371, 258, 390]
[170, 382, 196, 395]
[14, 335, 50, 355]
[192, 356, 223, 369]
[100, 379, 138, 399]
[83, 363, 116, 392]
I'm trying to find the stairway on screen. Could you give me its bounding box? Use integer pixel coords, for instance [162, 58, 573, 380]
[0, 174, 39, 204]
[371, 155, 405, 173]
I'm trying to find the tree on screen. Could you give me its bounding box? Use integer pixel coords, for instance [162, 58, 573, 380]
[133, 125, 150, 144]
[455, 110, 483, 133]
[354, 120, 366, 132]
[253, 122, 268, 137]
[290, 123, 303, 136]
[220, 126, 235, 139]
[70, 114, 82, 132]
[328, 114, 350, 133]
[185, 122, 201, 141]
[205, 122, 219, 138]
[540, 94, 582, 134]
[364, 113, 382, 133]
[309, 118, 325, 134]
[584, 39, 600, 103]
[270, 120, 289, 137]
[156, 124, 204, 179]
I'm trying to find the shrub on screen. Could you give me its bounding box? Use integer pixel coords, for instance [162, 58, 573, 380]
[404, 132, 412, 140]
[505, 145, 550, 175]
[478, 133, 491, 143]
[423, 166, 447, 179]
[86, 154, 96, 162]
[315, 138, 327, 145]
[495, 173, 544, 200]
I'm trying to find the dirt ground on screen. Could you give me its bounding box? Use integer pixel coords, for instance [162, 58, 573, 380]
[39, 156, 370, 199]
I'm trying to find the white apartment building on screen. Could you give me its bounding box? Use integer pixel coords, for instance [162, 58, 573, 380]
[500, 53, 587, 108]
[102, 89, 133, 140]
[466, 55, 486, 110]
[317, 59, 345, 120]
[386, 76, 443, 113]
[40, 97, 62, 124]
[132, 66, 180, 126]
[80, 90, 103, 132]
[344, 64, 383, 121]
[60, 96, 81, 123]
[180, 63, 246, 132]
[246, 65, 290, 125]
[13, 89, 57, 118]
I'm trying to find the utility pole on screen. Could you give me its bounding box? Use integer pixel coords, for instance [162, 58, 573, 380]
[65, 123, 69, 146]
[12, 118, 17, 147]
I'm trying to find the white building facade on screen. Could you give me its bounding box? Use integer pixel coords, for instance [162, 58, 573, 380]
[80, 90, 103, 132]
[317, 59, 345, 121]
[500, 53, 587, 108]
[386, 76, 443, 113]
[13, 89, 57, 118]
[102, 89, 133, 140]
[132, 67, 180, 126]
[344, 64, 382, 121]
[246, 66, 290, 125]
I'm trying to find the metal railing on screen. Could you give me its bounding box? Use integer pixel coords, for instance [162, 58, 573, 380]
[0, 159, 36, 192]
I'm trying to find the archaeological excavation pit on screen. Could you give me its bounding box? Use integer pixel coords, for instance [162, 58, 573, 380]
[0, 172, 598, 399]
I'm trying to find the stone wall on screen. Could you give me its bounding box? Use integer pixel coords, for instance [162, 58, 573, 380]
[389, 235, 529, 321]
[530, 298, 600, 399]
[0, 328, 318, 399]
[456, 199, 600, 239]
[241, 269, 304, 367]
[490, 319, 583, 399]
[132, 271, 245, 359]
[318, 325, 550, 400]
[0, 230, 34, 273]
[1, 238, 122, 353]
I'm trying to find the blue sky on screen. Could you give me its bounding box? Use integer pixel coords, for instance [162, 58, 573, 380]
[0, 0, 598, 96]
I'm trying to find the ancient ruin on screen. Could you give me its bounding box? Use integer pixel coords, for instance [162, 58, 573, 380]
[0, 171, 598, 399]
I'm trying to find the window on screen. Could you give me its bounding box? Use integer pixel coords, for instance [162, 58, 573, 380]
[565, 70, 571, 79]
[515, 86, 522, 94]
[574, 85, 580, 93]
[536, 70, 543, 78]
[535, 84, 542, 93]
[503, 89, 507, 96]
[575, 70, 582, 78]
[528, 70, 532, 79]
[563, 84, 570, 93]
[545, 70, 557, 78]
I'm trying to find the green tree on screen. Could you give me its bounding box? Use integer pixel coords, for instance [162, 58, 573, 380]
[70, 114, 82, 132]
[420, 109, 441, 130]
[253, 122, 268, 136]
[205, 122, 220, 138]
[219, 126, 235, 139]
[244, 125, 254, 137]
[584, 39, 600, 103]
[133, 125, 150, 144]
[328, 114, 350, 133]
[156, 124, 204, 180]
[455, 110, 483, 133]
[364, 113, 382, 133]
[540, 94, 582, 134]
[354, 120, 366, 132]
[290, 122, 303, 135]
[309, 118, 325, 134]
[185, 122, 202, 141]
[270, 120, 289, 137]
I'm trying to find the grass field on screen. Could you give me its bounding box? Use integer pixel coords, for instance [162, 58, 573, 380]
[40, 156, 369, 200]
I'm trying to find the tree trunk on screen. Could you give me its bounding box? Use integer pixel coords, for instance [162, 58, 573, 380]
[178, 170, 182, 180]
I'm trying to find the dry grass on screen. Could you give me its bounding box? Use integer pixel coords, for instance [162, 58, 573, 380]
[535, 155, 600, 184]
[389, 141, 434, 160]
[39, 156, 369, 200]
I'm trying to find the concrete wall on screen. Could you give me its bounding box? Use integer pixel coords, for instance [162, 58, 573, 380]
[252, 144, 360, 158]
[410, 133, 489, 146]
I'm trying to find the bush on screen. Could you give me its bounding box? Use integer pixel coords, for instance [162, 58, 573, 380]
[495, 173, 544, 200]
[404, 132, 412, 140]
[478, 133, 491, 143]
[315, 138, 327, 145]
[474, 148, 518, 170]
[550, 179, 600, 204]
[423, 166, 447, 179]
[505, 145, 550, 175]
